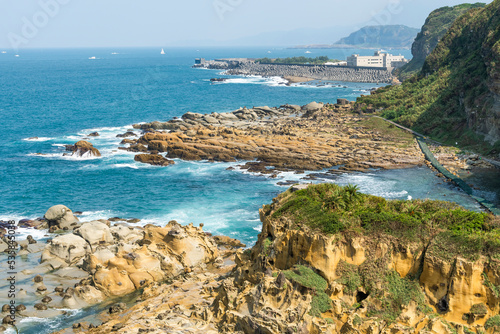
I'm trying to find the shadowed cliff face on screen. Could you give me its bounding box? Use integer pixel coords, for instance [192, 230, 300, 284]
[358, 0, 500, 155]
[397, 3, 486, 80]
[214, 184, 500, 334]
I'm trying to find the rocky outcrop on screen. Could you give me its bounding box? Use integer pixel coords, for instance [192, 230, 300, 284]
[57, 187, 500, 334]
[130, 103, 424, 174]
[133, 153, 174, 166]
[65, 140, 101, 157]
[44, 204, 79, 229]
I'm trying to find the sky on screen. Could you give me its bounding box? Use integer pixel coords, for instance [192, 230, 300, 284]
[0, 0, 493, 49]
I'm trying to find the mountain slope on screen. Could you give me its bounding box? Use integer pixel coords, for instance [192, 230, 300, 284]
[334, 25, 419, 48]
[397, 3, 486, 80]
[357, 0, 500, 155]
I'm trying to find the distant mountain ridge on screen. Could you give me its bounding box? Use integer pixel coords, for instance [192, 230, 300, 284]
[334, 25, 419, 48]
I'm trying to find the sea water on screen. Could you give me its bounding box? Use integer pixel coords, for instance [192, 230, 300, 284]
[0, 47, 484, 333]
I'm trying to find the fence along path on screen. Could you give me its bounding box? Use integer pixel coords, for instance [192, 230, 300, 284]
[371, 116, 500, 215]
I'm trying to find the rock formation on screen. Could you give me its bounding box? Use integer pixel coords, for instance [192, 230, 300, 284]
[66, 185, 500, 334]
[129, 102, 424, 174]
[65, 140, 101, 157]
[44, 204, 79, 229]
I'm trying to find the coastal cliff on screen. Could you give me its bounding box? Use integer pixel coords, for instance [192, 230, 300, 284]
[358, 0, 500, 155]
[396, 3, 486, 80]
[72, 184, 500, 333]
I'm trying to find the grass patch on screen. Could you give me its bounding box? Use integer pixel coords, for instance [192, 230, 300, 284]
[485, 315, 500, 330]
[366, 271, 428, 323]
[283, 265, 332, 317]
[272, 183, 497, 261]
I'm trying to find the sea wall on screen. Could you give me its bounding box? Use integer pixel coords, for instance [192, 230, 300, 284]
[228, 63, 393, 83]
[194, 60, 393, 83]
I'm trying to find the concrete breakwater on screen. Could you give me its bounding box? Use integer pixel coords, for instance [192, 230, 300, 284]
[193, 59, 393, 83]
[227, 63, 393, 83]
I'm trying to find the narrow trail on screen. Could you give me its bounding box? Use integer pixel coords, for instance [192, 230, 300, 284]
[370, 115, 500, 215]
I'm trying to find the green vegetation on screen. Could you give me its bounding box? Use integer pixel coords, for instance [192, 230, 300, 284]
[482, 272, 500, 298]
[485, 315, 500, 330]
[336, 261, 361, 293]
[334, 25, 419, 48]
[366, 271, 428, 323]
[470, 303, 488, 317]
[357, 1, 499, 155]
[397, 3, 485, 80]
[283, 265, 332, 316]
[255, 56, 339, 65]
[272, 183, 498, 260]
[263, 238, 273, 256]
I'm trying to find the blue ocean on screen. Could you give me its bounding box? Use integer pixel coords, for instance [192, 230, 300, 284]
[0, 47, 489, 333]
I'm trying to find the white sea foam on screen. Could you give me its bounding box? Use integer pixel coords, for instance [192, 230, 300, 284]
[22, 137, 55, 142]
[112, 163, 140, 169]
[221, 75, 288, 87]
[78, 210, 115, 222]
[27, 152, 102, 161]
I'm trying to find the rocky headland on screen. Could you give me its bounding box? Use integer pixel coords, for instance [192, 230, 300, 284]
[125, 100, 425, 177]
[36, 183, 500, 334]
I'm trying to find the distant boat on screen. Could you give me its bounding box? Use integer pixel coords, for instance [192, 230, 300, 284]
[89, 56, 96, 60]
[305, 51, 312, 54]
[111, 52, 118, 55]
[1, 51, 6, 54]
[267, 51, 272, 53]
[14, 55, 19, 57]
[160, 48, 165, 55]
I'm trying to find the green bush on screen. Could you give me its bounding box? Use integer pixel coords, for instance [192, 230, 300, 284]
[485, 315, 500, 330]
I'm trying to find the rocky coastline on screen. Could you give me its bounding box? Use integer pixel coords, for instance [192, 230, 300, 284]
[124, 100, 425, 177]
[5, 183, 495, 334]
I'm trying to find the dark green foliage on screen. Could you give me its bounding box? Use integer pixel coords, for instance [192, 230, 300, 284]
[334, 25, 419, 48]
[485, 315, 500, 329]
[272, 184, 497, 260]
[336, 261, 361, 293]
[470, 303, 488, 316]
[358, 1, 499, 154]
[367, 271, 427, 323]
[255, 56, 338, 65]
[283, 265, 332, 316]
[397, 3, 486, 80]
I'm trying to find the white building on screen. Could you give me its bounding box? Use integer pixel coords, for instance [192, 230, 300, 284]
[346, 51, 408, 69]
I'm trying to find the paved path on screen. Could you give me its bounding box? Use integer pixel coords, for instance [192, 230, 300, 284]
[370, 115, 500, 215]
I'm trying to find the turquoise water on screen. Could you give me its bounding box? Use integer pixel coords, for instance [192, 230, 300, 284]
[0, 47, 484, 333]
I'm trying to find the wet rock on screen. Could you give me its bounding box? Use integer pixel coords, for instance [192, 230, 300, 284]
[15, 304, 26, 312]
[41, 234, 89, 265]
[109, 302, 126, 314]
[116, 131, 136, 138]
[134, 154, 175, 166]
[65, 140, 101, 157]
[34, 275, 43, 283]
[41, 296, 52, 304]
[88, 132, 100, 137]
[34, 303, 48, 310]
[212, 235, 246, 248]
[75, 221, 114, 249]
[44, 205, 79, 229]
[27, 235, 37, 244]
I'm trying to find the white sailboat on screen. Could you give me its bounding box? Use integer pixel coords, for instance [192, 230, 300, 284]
[160, 48, 165, 55]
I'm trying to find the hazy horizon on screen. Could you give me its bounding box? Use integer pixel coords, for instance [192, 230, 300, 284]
[0, 0, 493, 49]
